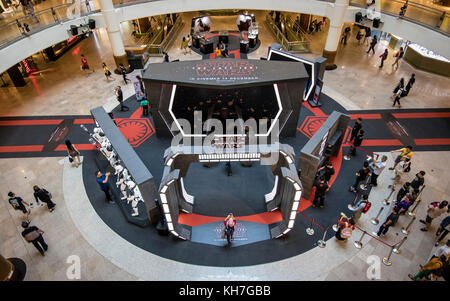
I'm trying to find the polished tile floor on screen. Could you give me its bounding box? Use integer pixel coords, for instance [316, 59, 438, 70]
[0, 10, 449, 281]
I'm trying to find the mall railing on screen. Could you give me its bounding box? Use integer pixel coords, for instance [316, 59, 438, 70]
[0, 3, 99, 50]
[265, 14, 310, 53]
[146, 14, 183, 55]
[350, 0, 449, 35]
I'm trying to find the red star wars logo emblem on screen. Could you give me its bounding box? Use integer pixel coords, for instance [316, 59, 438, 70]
[116, 118, 155, 147]
[194, 60, 256, 77]
[298, 116, 328, 138]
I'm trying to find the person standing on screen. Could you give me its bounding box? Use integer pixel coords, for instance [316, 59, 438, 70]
[363, 27, 371, 46]
[215, 45, 221, 58]
[115, 86, 129, 112]
[350, 161, 371, 192]
[408, 255, 446, 281]
[224, 213, 236, 245]
[119, 64, 129, 84]
[350, 118, 362, 142]
[65, 139, 81, 167]
[317, 161, 335, 183]
[85, 0, 91, 12]
[102, 62, 113, 81]
[368, 155, 387, 187]
[346, 129, 364, 160]
[392, 47, 404, 69]
[335, 216, 355, 241]
[80, 54, 93, 74]
[162, 52, 169, 62]
[436, 11, 445, 28]
[376, 207, 400, 236]
[312, 176, 329, 208]
[140, 98, 149, 116]
[21, 221, 48, 256]
[349, 194, 370, 222]
[180, 36, 190, 55]
[410, 171, 425, 191]
[397, 195, 413, 214]
[404, 73, 415, 96]
[96, 171, 114, 204]
[389, 145, 413, 170]
[396, 182, 411, 204]
[366, 35, 377, 55]
[420, 200, 449, 232]
[33, 186, 56, 212]
[432, 240, 450, 260]
[435, 217, 450, 246]
[379, 48, 388, 68]
[8, 192, 31, 221]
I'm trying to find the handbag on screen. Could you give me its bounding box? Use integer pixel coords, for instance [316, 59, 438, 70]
[24, 230, 40, 242]
[69, 157, 74, 163]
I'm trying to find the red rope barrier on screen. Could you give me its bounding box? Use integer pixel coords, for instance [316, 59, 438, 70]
[299, 212, 325, 231]
[353, 146, 375, 155]
[355, 225, 394, 247]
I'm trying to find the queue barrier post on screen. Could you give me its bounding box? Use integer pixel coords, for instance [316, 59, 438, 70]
[347, 193, 359, 210]
[382, 246, 394, 266]
[407, 199, 421, 217]
[354, 230, 366, 249]
[306, 219, 315, 236]
[383, 186, 396, 206]
[370, 207, 384, 225]
[317, 228, 328, 248]
[401, 216, 416, 235]
[393, 236, 407, 254]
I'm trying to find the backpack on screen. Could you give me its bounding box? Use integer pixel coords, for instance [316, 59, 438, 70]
[362, 202, 371, 214]
[404, 162, 411, 172]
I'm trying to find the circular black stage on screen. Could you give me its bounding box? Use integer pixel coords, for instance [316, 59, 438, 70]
[81, 93, 383, 267]
[191, 30, 260, 59]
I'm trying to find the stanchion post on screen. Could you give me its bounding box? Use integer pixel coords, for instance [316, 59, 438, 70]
[401, 216, 416, 235]
[306, 219, 315, 236]
[317, 229, 328, 248]
[383, 246, 394, 266]
[393, 237, 407, 254]
[383, 186, 396, 205]
[348, 193, 359, 210]
[407, 199, 421, 217]
[370, 207, 384, 225]
[354, 230, 366, 249]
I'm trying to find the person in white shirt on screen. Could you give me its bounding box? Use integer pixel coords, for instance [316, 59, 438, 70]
[420, 200, 449, 232]
[368, 155, 387, 187]
[433, 240, 450, 260]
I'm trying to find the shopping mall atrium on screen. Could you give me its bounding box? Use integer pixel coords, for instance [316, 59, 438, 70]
[0, 0, 449, 283]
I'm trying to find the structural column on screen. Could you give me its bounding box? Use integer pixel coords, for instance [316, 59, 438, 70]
[322, 0, 349, 70]
[98, 0, 129, 71]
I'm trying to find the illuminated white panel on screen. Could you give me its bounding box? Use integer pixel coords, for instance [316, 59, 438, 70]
[285, 155, 293, 164]
[167, 222, 174, 231]
[283, 228, 291, 235]
[162, 204, 170, 213]
[288, 220, 295, 229]
[166, 158, 174, 166]
[290, 211, 297, 220]
[160, 185, 168, 193]
[165, 214, 172, 222]
[293, 183, 301, 191]
[160, 194, 168, 204]
[294, 191, 301, 201]
[167, 179, 175, 186]
[170, 231, 179, 236]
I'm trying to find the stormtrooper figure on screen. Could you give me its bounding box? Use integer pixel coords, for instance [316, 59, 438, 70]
[100, 139, 112, 158]
[93, 127, 106, 144]
[126, 180, 143, 217]
[114, 164, 130, 200]
[108, 149, 118, 165]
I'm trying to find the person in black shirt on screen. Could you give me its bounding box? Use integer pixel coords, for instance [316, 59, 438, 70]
[115, 86, 129, 112]
[404, 73, 415, 96]
[317, 161, 335, 183]
[119, 63, 129, 84]
[8, 192, 30, 221]
[33, 185, 56, 212]
[345, 129, 364, 160]
[312, 177, 329, 208]
[163, 52, 169, 62]
[350, 118, 362, 141]
[376, 207, 400, 236]
[350, 161, 371, 192]
[366, 35, 377, 55]
[21, 221, 48, 256]
[410, 171, 425, 190]
[396, 182, 411, 203]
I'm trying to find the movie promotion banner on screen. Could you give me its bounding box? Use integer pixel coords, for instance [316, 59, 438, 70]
[132, 75, 145, 100]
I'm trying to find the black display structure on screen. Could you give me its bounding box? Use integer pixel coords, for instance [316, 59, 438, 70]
[267, 46, 327, 107]
[142, 59, 309, 138]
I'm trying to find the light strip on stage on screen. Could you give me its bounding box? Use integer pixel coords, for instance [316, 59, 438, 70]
[255, 83, 282, 137]
[267, 49, 315, 101]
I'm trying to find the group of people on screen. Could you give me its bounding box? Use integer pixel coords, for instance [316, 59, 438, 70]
[392, 73, 415, 107]
[312, 161, 335, 208]
[215, 40, 230, 58]
[81, 54, 130, 85]
[8, 187, 56, 256]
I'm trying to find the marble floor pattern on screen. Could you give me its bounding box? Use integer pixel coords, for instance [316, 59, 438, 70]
[0, 10, 449, 281]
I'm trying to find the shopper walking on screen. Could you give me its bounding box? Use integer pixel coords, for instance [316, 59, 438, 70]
[96, 170, 114, 204]
[404, 73, 415, 96]
[368, 155, 388, 187]
[335, 216, 355, 241]
[379, 48, 388, 68]
[392, 78, 405, 107]
[392, 47, 404, 69]
[389, 145, 413, 170]
[312, 176, 329, 208]
[420, 200, 449, 232]
[8, 192, 31, 221]
[435, 217, 450, 246]
[102, 62, 113, 81]
[33, 185, 56, 212]
[181, 36, 191, 55]
[119, 64, 129, 84]
[363, 27, 371, 46]
[21, 221, 48, 256]
[80, 54, 93, 74]
[408, 255, 446, 281]
[376, 207, 400, 236]
[115, 86, 129, 112]
[366, 35, 377, 54]
[65, 139, 81, 167]
[346, 129, 364, 160]
[349, 161, 371, 192]
[224, 213, 236, 245]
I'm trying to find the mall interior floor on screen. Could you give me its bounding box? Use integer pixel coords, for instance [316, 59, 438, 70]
[0, 10, 449, 280]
